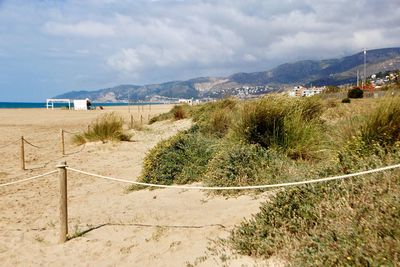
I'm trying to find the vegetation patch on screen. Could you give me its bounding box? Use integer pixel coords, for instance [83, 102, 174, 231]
[232, 96, 325, 160]
[149, 104, 191, 124]
[139, 131, 218, 185]
[347, 87, 364, 98]
[228, 170, 400, 266]
[73, 112, 131, 144]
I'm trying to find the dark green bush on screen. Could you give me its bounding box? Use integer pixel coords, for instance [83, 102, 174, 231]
[204, 143, 270, 189]
[341, 98, 351, 103]
[347, 87, 364, 98]
[139, 131, 218, 185]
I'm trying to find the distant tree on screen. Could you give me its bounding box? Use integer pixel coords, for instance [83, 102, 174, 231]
[348, 87, 364, 98]
[341, 98, 351, 103]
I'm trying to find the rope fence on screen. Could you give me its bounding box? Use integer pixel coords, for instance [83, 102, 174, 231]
[0, 129, 85, 171]
[0, 170, 57, 187]
[66, 163, 400, 190]
[0, 138, 20, 150]
[2, 161, 400, 244]
[23, 137, 44, 149]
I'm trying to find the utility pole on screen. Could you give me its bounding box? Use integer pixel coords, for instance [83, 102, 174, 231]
[357, 69, 359, 87]
[363, 48, 367, 87]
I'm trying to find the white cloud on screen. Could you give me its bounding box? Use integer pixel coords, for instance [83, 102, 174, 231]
[1, 0, 400, 100]
[44, 20, 115, 38]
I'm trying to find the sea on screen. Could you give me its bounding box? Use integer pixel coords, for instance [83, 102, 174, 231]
[0, 102, 163, 109]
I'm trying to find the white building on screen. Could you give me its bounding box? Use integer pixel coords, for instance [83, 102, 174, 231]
[289, 86, 325, 97]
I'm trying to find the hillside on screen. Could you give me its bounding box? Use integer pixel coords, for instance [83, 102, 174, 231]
[56, 47, 400, 101]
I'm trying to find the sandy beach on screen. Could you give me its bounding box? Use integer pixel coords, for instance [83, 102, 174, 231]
[0, 105, 275, 266]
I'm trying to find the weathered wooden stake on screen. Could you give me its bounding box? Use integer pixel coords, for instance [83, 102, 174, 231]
[148, 114, 150, 121]
[20, 136, 25, 170]
[87, 125, 91, 132]
[130, 115, 134, 128]
[61, 130, 65, 155]
[140, 115, 143, 124]
[57, 161, 68, 243]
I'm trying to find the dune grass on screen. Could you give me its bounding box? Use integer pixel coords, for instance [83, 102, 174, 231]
[73, 112, 132, 144]
[229, 169, 400, 266]
[226, 96, 400, 265]
[148, 104, 190, 124]
[135, 94, 400, 265]
[139, 131, 219, 185]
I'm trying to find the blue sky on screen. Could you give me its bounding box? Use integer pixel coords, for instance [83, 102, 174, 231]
[0, 0, 399, 101]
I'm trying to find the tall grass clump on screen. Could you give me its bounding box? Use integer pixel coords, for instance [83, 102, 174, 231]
[360, 96, 400, 148]
[139, 131, 218, 185]
[192, 98, 238, 137]
[232, 96, 325, 160]
[73, 112, 131, 144]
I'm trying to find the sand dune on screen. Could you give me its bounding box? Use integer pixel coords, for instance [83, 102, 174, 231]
[0, 106, 276, 266]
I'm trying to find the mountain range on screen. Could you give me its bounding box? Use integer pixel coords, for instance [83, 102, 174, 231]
[56, 47, 400, 102]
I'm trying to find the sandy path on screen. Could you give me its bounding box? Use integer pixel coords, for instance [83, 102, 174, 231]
[0, 106, 275, 266]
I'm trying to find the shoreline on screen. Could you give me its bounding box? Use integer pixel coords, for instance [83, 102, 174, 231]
[0, 102, 174, 110]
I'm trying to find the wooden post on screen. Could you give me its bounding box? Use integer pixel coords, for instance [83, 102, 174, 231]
[87, 125, 90, 132]
[61, 130, 65, 156]
[57, 161, 68, 243]
[140, 115, 143, 124]
[148, 114, 150, 121]
[130, 115, 134, 128]
[20, 136, 25, 170]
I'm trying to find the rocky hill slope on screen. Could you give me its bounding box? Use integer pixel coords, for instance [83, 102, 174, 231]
[56, 47, 400, 101]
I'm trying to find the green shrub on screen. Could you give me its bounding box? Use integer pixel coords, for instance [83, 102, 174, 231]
[229, 171, 400, 266]
[341, 98, 351, 103]
[204, 141, 326, 195]
[139, 131, 218, 185]
[204, 143, 270, 191]
[347, 87, 364, 98]
[73, 112, 131, 144]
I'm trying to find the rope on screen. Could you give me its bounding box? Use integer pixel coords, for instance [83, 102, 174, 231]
[0, 170, 57, 187]
[66, 163, 400, 190]
[0, 139, 20, 150]
[63, 129, 80, 135]
[23, 138, 44, 149]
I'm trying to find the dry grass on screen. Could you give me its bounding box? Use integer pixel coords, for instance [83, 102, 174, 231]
[73, 112, 132, 144]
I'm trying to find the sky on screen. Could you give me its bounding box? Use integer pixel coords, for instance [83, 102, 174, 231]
[0, 0, 399, 101]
